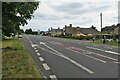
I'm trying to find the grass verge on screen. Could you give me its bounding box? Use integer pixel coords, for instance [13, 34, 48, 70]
[1, 38, 41, 78]
[91, 39, 120, 46]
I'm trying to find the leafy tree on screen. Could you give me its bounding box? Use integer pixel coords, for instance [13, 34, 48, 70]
[2, 2, 39, 37]
[25, 28, 33, 34]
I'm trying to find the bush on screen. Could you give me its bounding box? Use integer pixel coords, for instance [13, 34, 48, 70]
[79, 36, 86, 40]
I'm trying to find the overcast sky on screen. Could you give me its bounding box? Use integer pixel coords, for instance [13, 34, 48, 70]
[20, 0, 119, 31]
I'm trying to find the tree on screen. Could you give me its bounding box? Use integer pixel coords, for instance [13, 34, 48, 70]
[25, 28, 33, 34]
[2, 2, 39, 37]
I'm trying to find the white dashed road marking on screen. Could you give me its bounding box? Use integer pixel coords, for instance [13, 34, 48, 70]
[42, 63, 50, 70]
[35, 50, 38, 52]
[50, 75, 58, 80]
[34, 47, 37, 50]
[37, 53, 40, 56]
[39, 57, 44, 61]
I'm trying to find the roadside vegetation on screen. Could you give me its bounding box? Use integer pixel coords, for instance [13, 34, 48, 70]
[1, 38, 41, 78]
[91, 39, 120, 46]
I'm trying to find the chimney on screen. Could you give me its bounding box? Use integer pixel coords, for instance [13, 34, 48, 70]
[65, 25, 67, 28]
[58, 27, 60, 29]
[70, 24, 72, 27]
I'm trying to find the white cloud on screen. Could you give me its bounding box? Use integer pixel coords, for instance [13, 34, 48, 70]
[22, 0, 118, 31]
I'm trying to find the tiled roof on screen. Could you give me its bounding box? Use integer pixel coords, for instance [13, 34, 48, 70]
[80, 28, 100, 35]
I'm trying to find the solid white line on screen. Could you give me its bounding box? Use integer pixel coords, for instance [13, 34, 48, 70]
[39, 46, 94, 74]
[26, 36, 33, 44]
[105, 51, 120, 55]
[86, 46, 120, 55]
[39, 57, 44, 61]
[42, 63, 50, 70]
[50, 75, 58, 80]
[37, 53, 40, 56]
[43, 43, 62, 55]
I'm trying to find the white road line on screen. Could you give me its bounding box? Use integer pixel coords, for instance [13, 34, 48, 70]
[94, 53, 118, 61]
[43, 76, 47, 78]
[105, 51, 120, 55]
[86, 46, 104, 51]
[66, 48, 107, 63]
[92, 45, 99, 47]
[39, 57, 44, 61]
[34, 47, 37, 49]
[104, 47, 112, 49]
[109, 61, 120, 64]
[50, 75, 58, 80]
[35, 50, 38, 52]
[40, 42, 62, 55]
[86, 46, 120, 55]
[42, 63, 50, 70]
[39, 44, 94, 74]
[37, 53, 40, 56]
[26, 36, 33, 44]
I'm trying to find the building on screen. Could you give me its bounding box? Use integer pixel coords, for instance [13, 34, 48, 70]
[64, 24, 100, 38]
[102, 24, 117, 34]
[51, 27, 63, 37]
[49, 24, 100, 39]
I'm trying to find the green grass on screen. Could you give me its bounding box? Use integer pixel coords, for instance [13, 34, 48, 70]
[1, 38, 41, 78]
[91, 39, 120, 46]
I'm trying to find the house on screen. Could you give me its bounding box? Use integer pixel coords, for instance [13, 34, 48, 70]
[80, 28, 100, 36]
[101, 24, 119, 41]
[64, 24, 100, 38]
[63, 24, 82, 38]
[101, 24, 117, 34]
[51, 27, 63, 37]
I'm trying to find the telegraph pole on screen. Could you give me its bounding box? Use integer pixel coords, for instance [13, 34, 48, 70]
[100, 13, 103, 41]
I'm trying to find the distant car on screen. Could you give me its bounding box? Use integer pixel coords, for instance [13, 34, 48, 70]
[18, 35, 23, 38]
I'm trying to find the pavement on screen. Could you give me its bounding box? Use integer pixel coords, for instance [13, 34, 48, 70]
[21, 35, 119, 79]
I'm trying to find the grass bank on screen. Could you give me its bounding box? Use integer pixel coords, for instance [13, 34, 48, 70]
[1, 38, 41, 78]
[91, 39, 120, 46]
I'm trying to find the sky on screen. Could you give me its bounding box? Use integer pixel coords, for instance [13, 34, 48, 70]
[20, 0, 119, 31]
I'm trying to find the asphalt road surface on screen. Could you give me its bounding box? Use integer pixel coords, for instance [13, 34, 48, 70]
[21, 35, 119, 79]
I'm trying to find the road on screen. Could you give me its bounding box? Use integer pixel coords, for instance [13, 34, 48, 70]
[21, 35, 119, 79]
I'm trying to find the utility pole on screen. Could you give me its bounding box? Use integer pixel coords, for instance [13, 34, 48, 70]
[100, 13, 103, 41]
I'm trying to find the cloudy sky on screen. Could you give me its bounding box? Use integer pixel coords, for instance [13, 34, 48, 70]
[21, 0, 119, 31]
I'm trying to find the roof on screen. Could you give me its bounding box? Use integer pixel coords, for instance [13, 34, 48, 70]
[80, 28, 100, 35]
[51, 29, 63, 32]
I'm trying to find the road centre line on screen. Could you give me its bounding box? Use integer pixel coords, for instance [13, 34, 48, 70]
[86, 46, 120, 55]
[42, 63, 50, 70]
[39, 57, 44, 61]
[39, 42, 94, 74]
[93, 52, 118, 61]
[66, 48, 107, 63]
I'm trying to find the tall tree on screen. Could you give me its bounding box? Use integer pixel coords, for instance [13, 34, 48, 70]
[2, 2, 39, 37]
